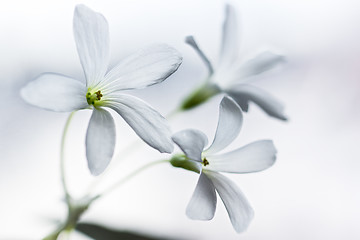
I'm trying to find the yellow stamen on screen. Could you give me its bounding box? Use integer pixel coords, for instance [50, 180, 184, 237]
[95, 90, 103, 100]
[86, 90, 103, 106]
[202, 158, 209, 166]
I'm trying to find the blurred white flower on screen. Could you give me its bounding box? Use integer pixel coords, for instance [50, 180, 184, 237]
[21, 4, 182, 175]
[182, 4, 287, 121]
[172, 96, 277, 232]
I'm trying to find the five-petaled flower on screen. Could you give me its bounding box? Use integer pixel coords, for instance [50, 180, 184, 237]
[21, 5, 182, 175]
[181, 4, 287, 121]
[171, 96, 277, 233]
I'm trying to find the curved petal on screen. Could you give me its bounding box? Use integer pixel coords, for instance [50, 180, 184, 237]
[206, 140, 277, 173]
[231, 93, 249, 112]
[236, 51, 285, 79]
[186, 172, 217, 220]
[218, 4, 239, 70]
[86, 108, 116, 176]
[106, 94, 173, 153]
[226, 84, 288, 121]
[206, 171, 254, 233]
[172, 129, 208, 162]
[20, 73, 87, 112]
[100, 44, 182, 92]
[205, 96, 243, 155]
[74, 4, 110, 87]
[185, 36, 214, 76]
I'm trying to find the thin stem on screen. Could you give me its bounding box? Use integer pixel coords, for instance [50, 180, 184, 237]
[43, 229, 62, 240]
[61, 111, 76, 204]
[92, 159, 170, 200]
[43, 112, 83, 240]
[43, 198, 90, 240]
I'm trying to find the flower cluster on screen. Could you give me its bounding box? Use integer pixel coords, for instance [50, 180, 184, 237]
[20, 3, 286, 238]
[181, 5, 287, 121]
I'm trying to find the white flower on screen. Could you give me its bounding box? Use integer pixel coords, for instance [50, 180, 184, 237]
[21, 5, 182, 175]
[172, 96, 277, 232]
[182, 4, 287, 121]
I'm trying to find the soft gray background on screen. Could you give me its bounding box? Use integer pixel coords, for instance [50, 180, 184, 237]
[1, 0, 360, 239]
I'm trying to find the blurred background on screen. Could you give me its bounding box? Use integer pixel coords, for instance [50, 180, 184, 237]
[1, 0, 360, 239]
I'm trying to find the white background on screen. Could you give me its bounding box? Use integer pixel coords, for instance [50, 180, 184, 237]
[1, 0, 360, 239]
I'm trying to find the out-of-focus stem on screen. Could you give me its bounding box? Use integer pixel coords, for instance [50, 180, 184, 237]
[60, 111, 76, 204]
[43, 198, 90, 240]
[92, 159, 170, 200]
[44, 113, 173, 239]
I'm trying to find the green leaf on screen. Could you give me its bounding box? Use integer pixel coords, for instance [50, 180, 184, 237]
[76, 222, 182, 240]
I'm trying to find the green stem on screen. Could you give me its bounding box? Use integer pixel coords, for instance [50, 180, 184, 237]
[44, 113, 172, 239]
[61, 111, 76, 204]
[43, 198, 90, 240]
[92, 159, 170, 200]
[44, 112, 87, 240]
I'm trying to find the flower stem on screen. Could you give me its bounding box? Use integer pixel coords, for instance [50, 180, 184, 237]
[43, 111, 90, 240]
[92, 159, 170, 200]
[61, 111, 76, 204]
[45, 114, 171, 239]
[43, 197, 90, 240]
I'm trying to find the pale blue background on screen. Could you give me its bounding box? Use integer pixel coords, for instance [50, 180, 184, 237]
[1, 0, 360, 239]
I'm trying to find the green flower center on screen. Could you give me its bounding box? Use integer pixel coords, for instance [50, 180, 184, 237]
[86, 90, 103, 106]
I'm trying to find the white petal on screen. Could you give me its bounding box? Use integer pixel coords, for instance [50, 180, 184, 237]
[74, 4, 110, 87]
[20, 73, 87, 112]
[226, 84, 288, 120]
[218, 4, 239, 70]
[106, 94, 173, 153]
[172, 130, 208, 162]
[186, 172, 217, 220]
[100, 44, 182, 92]
[236, 51, 285, 79]
[206, 171, 254, 233]
[185, 36, 214, 75]
[205, 96, 243, 155]
[206, 140, 277, 173]
[86, 108, 116, 176]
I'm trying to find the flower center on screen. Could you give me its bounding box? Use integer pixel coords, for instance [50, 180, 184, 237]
[202, 158, 209, 166]
[86, 90, 103, 106]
